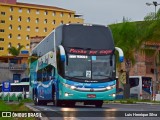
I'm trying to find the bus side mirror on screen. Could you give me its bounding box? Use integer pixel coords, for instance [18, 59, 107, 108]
[59, 45, 66, 62]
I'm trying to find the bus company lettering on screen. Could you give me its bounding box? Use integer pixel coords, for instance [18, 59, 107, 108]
[99, 50, 112, 54]
[69, 48, 112, 55]
[69, 49, 87, 54]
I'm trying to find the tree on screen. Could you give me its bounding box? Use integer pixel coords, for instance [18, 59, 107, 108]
[7, 45, 24, 56]
[110, 18, 143, 98]
[143, 11, 160, 98]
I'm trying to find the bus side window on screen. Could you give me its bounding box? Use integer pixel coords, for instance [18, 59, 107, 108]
[43, 69, 47, 82]
[45, 65, 55, 81]
[37, 70, 43, 81]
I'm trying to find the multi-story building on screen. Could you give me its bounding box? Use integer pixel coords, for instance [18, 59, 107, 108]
[0, 0, 83, 83]
[0, 0, 83, 56]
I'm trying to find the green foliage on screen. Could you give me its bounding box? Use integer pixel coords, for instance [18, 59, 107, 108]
[20, 98, 33, 103]
[18, 101, 24, 107]
[7, 45, 24, 56]
[110, 14, 160, 65]
[144, 12, 155, 21]
[110, 20, 141, 65]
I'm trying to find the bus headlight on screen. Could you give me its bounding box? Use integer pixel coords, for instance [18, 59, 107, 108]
[106, 86, 112, 90]
[112, 94, 116, 97]
[65, 93, 69, 97]
[62, 83, 77, 90]
[70, 86, 76, 90]
[109, 93, 116, 97]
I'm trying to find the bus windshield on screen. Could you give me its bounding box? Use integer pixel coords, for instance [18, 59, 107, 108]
[65, 54, 115, 81]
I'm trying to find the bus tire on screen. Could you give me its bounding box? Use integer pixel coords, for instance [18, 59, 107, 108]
[55, 100, 62, 107]
[34, 94, 41, 105]
[66, 101, 75, 107]
[95, 100, 103, 108]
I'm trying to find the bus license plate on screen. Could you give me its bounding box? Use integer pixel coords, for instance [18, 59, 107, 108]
[87, 94, 96, 98]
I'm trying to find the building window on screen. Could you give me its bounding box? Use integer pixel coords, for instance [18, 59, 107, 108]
[1, 12, 5, 15]
[60, 12, 64, 17]
[17, 34, 21, 39]
[44, 19, 47, 24]
[27, 17, 30, 22]
[27, 9, 30, 13]
[8, 42, 12, 48]
[69, 13, 72, 18]
[19, 8, 22, 13]
[35, 27, 39, 32]
[0, 20, 5, 23]
[36, 10, 39, 14]
[35, 18, 39, 23]
[17, 43, 21, 48]
[8, 34, 12, 38]
[9, 15, 13, 20]
[18, 16, 22, 21]
[52, 11, 56, 16]
[0, 38, 4, 41]
[27, 26, 30, 31]
[0, 47, 4, 50]
[9, 25, 12, 30]
[60, 21, 63, 25]
[10, 7, 13, 12]
[26, 35, 29, 40]
[0, 29, 5, 32]
[18, 25, 21, 30]
[44, 10, 48, 15]
[44, 28, 47, 32]
[26, 44, 29, 49]
[52, 20, 56, 24]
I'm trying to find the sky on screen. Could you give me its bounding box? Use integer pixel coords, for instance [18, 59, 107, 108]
[18, 0, 160, 25]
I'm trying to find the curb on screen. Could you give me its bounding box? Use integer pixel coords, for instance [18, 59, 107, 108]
[135, 102, 160, 105]
[106, 102, 160, 105]
[25, 104, 49, 120]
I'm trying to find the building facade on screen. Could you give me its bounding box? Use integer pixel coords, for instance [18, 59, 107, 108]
[0, 0, 83, 56]
[0, 0, 83, 83]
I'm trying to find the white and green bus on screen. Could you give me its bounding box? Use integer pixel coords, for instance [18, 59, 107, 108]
[0, 82, 29, 101]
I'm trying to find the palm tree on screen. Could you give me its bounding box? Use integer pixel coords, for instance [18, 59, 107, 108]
[110, 19, 143, 98]
[7, 45, 24, 56]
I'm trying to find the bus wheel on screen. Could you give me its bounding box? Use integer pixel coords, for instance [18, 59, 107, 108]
[95, 100, 103, 108]
[55, 100, 62, 107]
[66, 101, 75, 107]
[34, 94, 40, 105]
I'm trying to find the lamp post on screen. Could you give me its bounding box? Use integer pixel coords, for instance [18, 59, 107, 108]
[146, 1, 160, 19]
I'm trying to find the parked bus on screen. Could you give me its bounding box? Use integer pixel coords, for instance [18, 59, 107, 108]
[0, 82, 29, 101]
[116, 76, 152, 100]
[30, 24, 124, 107]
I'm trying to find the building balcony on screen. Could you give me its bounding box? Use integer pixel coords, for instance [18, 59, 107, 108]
[0, 63, 28, 71]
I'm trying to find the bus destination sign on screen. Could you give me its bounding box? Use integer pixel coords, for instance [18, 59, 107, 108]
[67, 48, 113, 55]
